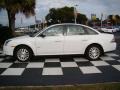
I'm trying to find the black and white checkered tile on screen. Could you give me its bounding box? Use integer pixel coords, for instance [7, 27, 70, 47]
[0, 51, 120, 76]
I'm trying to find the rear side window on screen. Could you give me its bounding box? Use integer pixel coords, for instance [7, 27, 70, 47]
[67, 25, 86, 35]
[83, 26, 98, 35]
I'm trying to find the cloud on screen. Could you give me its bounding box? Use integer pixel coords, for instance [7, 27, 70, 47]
[35, 0, 106, 18]
[32, 0, 120, 25]
[0, 0, 120, 27]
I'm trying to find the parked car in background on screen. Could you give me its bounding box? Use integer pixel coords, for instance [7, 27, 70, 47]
[113, 26, 120, 32]
[101, 26, 117, 33]
[93, 26, 101, 31]
[3, 23, 116, 62]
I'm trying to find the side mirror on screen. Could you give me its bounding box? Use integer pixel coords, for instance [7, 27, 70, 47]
[40, 34, 46, 38]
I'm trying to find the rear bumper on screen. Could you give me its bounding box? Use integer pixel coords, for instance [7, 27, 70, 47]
[103, 42, 116, 52]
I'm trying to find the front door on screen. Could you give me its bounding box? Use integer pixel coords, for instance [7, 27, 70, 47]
[35, 25, 65, 55]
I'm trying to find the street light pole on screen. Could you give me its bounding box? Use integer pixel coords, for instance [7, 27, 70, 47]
[101, 13, 103, 28]
[35, 15, 37, 29]
[74, 5, 78, 24]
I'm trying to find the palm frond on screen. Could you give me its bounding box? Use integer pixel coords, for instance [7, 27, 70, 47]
[0, 0, 36, 16]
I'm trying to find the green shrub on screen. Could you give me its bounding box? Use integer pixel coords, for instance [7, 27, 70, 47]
[0, 26, 14, 48]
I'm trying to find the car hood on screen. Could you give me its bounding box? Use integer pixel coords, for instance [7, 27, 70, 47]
[10, 35, 31, 40]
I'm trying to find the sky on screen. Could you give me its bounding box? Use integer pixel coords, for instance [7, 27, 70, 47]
[0, 0, 120, 27]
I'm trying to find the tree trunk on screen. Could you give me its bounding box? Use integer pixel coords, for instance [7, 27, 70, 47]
[7, 10, 15, 36]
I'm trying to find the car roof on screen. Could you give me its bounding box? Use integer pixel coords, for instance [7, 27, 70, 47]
[49, 23, 85, 26]
[47, 23, 94, 30]
[48, 23, 99, 31]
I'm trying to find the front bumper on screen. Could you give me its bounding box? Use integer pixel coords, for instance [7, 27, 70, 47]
[3, 45, 14, 56]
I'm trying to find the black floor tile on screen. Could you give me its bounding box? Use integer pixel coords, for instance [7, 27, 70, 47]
[106, 60, 120, 65]
[1, 57, 16, 62]
[9, 63, 28, 68]
[22, 68, 43, 77]
[63, 67, 83, 76]
[76, 62, 94, 67]
[97, 66, 120, 74]
[30, 57, 45, 62]
[0, 68, 6, 74]
[60, 57, 74, 62]
[44, 62, 61, 67]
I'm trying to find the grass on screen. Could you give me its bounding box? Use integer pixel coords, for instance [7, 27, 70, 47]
[0, 83, 120, 90]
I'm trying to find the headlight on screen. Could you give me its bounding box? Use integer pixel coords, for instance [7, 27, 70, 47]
[4, 40, 12, 46]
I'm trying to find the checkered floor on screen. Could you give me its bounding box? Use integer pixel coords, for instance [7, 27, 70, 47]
[0, 51, 120, 76]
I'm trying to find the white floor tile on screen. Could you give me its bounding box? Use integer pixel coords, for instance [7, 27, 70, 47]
[45, 58, 60, 62]
[91, 61, 109, 66]
[27, 63, 44, 68]
[61, 62, 78, 67]
[112, 65, 120, 71]
[0, 63, 12, 68]
[1, 68, 25, 75]
[106, 53, 119, 57]
[100, 56, 115, 61]
[79, 66, 102, 74]
[74, 58, 89, 62]
[42, 68, 63, 75]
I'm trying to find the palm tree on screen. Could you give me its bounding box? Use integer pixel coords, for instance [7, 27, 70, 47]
[115, 15, 120, 25]
[0, 0, 36, 36]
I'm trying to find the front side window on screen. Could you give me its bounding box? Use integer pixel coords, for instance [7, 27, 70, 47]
[42, 25, 64, 36]
[67, 25, 86, 35]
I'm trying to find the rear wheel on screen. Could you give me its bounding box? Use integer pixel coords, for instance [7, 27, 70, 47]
[14, 46, 33, 62]
[85, 45, 102, 60]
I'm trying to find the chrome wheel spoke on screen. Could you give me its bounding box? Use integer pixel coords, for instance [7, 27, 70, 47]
[17, 48, 29, 61]
[89, 47, 100, 59]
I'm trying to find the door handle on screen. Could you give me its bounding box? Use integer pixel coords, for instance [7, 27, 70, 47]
[55, 41, 61, 42]
[82, 40, 88, 41]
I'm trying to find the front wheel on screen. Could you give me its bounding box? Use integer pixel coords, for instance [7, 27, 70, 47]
[85, 45, 102, 60]
[14, 46, 33, 62]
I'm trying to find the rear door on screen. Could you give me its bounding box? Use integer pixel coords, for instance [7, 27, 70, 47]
[64, 25, 87, 54]
[64, 25, 99, 54]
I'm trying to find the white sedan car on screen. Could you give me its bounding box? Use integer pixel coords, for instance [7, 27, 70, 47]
[3, 24, 116, 62]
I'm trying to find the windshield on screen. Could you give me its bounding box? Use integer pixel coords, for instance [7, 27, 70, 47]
[29, 29, 43, 37]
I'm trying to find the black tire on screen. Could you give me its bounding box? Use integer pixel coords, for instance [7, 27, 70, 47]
[14, 46, 33, 62]
[85, 45, 102, 60]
